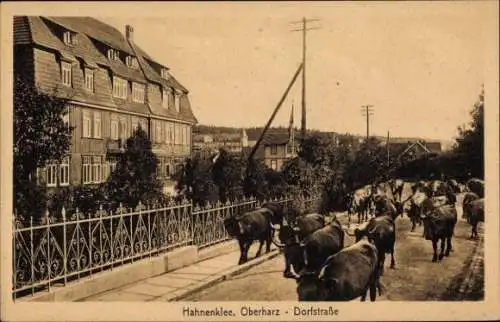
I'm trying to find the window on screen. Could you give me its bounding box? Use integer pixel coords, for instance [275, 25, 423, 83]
[161, 68, 169, 79]
[270, 160, 278, 171]
[83, 111, 92, 138]
[46, 163, 58, 187]
[165, 163, 171, 177]
[84, 68, 94, 92]
[140, 120, 147, 132]
[61, 107, 70, 127]
[126, 56, 138, 68]
[174, 125, 179, 145]
[107, 49, 118, 61]
[132, 83, 145, 103]
[131, 117, 139, 133]
[110, 117, 119, 140]
[82, 156, 92, 184]
[162, 88, 168, 108]
[92, 156, 102, 183]
[155, 121, 162, 143]
[61, 61, 72, 87]
[169, 123, 174, 143]
[93, 111, 101, 138]
[271, 145, 278, 155]
[110, 159, 117, 174]
[113, 76, 127, 99]
[173, 91, 180, 112]
[63, 31, 74, 45]
[119, 117, 128, 139]
[187, 127, 191, 146]
[60, 157, 70, 186]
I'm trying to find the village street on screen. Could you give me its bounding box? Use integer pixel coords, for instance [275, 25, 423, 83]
[183, 212, 484, 302]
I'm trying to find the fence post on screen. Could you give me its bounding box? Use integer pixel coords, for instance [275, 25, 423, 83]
[89, 208, 93, 278]
[75, 208, 80, 280]
[45, 208, 51, 292]
[110, 205, 114, 270]
[148, 204, 151, 259]
[30, 216, 34, 297]
[62, 206, 67, 286]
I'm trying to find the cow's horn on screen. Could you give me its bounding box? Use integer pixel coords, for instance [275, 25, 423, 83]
[270, 223, 281, 230]
[292, 227, 301, 232]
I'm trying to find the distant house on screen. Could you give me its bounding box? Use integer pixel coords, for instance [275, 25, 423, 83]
[384, 139, 442, 162]
[247, 131, 298, 171]
[193, 129, 249, 155]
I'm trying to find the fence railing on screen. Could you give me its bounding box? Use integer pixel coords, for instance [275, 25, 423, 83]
[12, 193, 321, 300]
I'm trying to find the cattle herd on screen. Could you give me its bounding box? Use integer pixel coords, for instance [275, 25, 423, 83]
[223, 177, 485, 302]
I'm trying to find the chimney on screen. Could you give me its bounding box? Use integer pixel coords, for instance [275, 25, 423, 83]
[125, 25, 134, 41]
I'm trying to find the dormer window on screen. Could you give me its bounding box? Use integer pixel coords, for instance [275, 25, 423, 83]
[126, 56, 138, 68]
[161, 68, 170, 79]
[162, 88, 168, 108]
[63, 31, 75, 46]
[107, 49, 119, 61]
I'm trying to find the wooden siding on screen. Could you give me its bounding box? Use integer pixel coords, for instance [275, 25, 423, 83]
[148, 82, 163, 108]
[14, 45, 35, 84]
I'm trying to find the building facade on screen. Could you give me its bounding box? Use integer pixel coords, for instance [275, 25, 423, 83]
[192, 129, 249, 156]
[14, 16, 197, 190]
[385, 139, 443, 162]
[249, 132, 298, 171]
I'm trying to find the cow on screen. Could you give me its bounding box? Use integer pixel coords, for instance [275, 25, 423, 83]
[447, 179, 463, 193]
[294, 238, 381, 302]
[272, 216, 344, 278]
[388, 179, 405, 203]
[407, 198, 423, 232]
[419, 197, 458, 262]
[462, 192, 483, 240]
[466, 178, 484, 198]
[430, 180, 457, 205]
[348, 189, 371, 224]
[347, 198, 399, 276]
[224, 203, 283, 265]
[272, 213, 326, 278]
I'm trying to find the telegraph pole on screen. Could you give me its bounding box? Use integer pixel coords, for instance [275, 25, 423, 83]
[291, 17, 320, 139]
[386, 130, 390, 168]
[361, 105, 374, 140]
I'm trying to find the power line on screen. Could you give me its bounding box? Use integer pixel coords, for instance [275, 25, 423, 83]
[290, 17, 321, 139]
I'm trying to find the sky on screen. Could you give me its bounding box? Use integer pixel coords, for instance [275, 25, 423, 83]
[99, 2, 492, 142]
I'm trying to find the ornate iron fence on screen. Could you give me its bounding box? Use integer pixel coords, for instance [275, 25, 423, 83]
[13, 193, 320, 300]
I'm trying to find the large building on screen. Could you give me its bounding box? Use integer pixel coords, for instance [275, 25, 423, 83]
[13, 16, 198, 190]
[192, 129, 249, 156]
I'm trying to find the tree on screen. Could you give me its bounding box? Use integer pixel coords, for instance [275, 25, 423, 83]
[104, 126, 163, 208]
[13, 77, 73, 222]
[243, 158, 269, 200]
[14, 77, 73, 181]
[453, 87, 484, 179]
[344, 137, 386, 190]
[297, 133, 335, 167]
[175, 154, 218, 206]
[212, 149, 245, 202]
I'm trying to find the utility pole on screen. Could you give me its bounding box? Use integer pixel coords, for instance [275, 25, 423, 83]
[361, 105, 374, 140]
[386, 130, 390, 168]
[291, 17, 320, 139]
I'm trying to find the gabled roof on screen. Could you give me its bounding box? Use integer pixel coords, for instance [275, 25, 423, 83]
[14, 16, 198, 123]
[46, 17, 135, 55]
